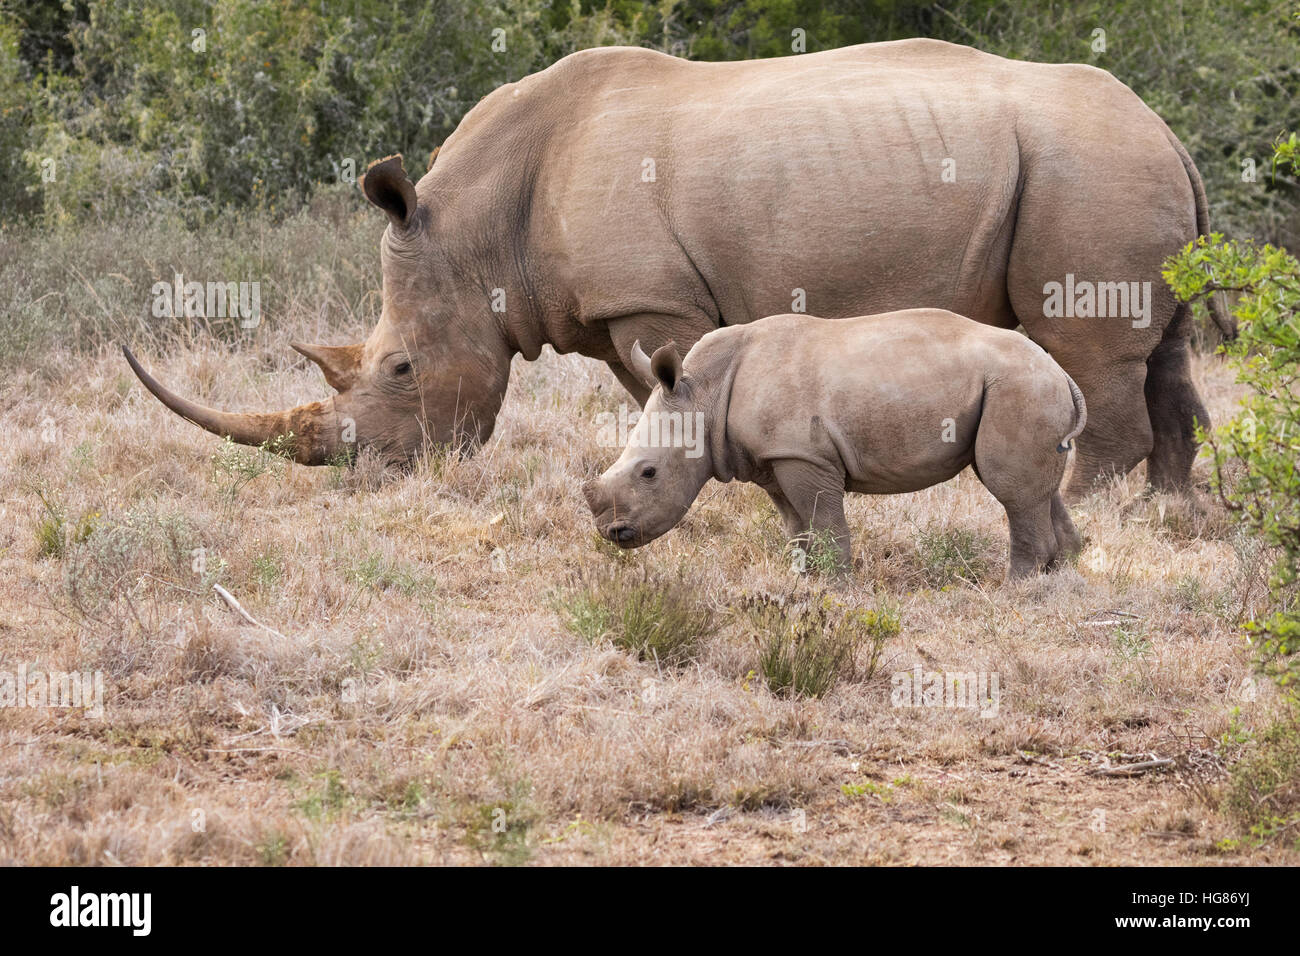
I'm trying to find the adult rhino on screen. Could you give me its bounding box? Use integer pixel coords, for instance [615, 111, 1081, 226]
[124, 39, 1230, 496]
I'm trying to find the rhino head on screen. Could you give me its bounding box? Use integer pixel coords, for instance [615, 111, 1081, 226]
[583, 340, 717, 547]
[123, 154, 515, 466]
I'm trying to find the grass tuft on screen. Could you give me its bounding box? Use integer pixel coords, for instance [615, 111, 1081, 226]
[556, 568, 715, 666]
[738, 590, 900, 699]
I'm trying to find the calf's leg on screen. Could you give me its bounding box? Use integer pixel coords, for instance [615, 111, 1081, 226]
[769, 459, 852, 570]
[972, 375, 1075, 578]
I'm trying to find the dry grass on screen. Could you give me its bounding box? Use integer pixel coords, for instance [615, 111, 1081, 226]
[1, 218, 1295, 864]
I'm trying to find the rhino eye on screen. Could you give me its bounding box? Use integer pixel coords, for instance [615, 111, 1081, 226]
[394, 362, 412, 376]
[641, 466, 656, 480]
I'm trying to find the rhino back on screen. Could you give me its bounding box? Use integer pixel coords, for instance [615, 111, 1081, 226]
[725, 310, 1041, 492]
[524, 40, 1164, 334]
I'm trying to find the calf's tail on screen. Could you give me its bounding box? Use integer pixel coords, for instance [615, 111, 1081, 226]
[1057, 374, 1087, 453]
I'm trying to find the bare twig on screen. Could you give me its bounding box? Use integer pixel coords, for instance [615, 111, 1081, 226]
[212, 583, 290, 640]
[1088, 755, 1174, 777]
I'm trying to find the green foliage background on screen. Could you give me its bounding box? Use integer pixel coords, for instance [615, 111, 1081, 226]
[2, 0, 1298, 244]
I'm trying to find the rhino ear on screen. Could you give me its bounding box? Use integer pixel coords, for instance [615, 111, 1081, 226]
[291, 342, 363, 392]
[650, 341, 682, 392]
[426, 146, 441, 172]
[360, 154, 417, 230]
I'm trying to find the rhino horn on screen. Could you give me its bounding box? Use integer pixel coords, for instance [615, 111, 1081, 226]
[291, 341, 363, 392]
[629, 339, 654, 387]
[122, 346, 340, 465]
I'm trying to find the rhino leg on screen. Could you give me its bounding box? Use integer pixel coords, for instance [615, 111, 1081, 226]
[769, 459, 852, 570]
[972, 375, 1076, 578]
[1144, 306, 1208, 492]
[1001, 502, 1061, 578]
[1051, 490, 1083, 560]
[1005, 132, 1192, 496]
[1059, 359, 1154, 500]
[760, 483, 807, 544]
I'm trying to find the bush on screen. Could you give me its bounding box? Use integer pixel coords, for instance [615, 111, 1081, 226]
[1166, 133, 1300, 693]
[556, 567, 715, 665]
[1167, 134, 1300, 846]
[738, 590, 900, 698]
[0, 0, 600, 227]
[1219, 706, 1300, 847]
[916, 525, 994, 587]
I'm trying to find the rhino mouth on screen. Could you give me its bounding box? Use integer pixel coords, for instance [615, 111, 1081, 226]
[604, 522, 640, 547]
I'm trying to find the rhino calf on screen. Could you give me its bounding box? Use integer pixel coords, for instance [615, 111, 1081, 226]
[583, 309, 1087, 579]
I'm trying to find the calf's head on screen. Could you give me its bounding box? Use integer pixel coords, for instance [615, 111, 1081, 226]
[583, 341, 715, 547]
[123, 154, 514, 466]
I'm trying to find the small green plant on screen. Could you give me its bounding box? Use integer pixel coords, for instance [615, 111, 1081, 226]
[294, 769, 351, 822]
[210, 435, 288, 501]
[461, 773, 536, 866]
[33, 491, 65, 560]
[916, 525, 992, 586]
[464, 801, 532, 866]
[803, 528, 846, 575]
[738, 590, 900, 699]
[252, 550, 282, 590]
[348, 632, 384, 677]
[32, 486, 97, 560]
[557, 589, 613, 645]
[1219, 706, 1300, 847]
[555, 568, 715, 666]
[347, 552, 435, 597]
[255, 830, 290, 866]
[842, 779, 892, 801]
[1113, 624, 1151, 660]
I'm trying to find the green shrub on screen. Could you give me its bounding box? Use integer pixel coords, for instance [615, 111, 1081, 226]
[916, 525, 993, 587]
[1220, 706, 1300, 848]
[1166, 134, 1300, 693]
[738, 590, 900, 699]
[556, 567, 715, 666]
[1167, 134, 1300, 846]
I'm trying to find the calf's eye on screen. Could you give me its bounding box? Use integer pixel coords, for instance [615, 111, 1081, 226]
[641, 466, 656, 479]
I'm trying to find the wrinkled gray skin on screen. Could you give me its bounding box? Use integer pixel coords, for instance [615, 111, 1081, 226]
[125, 39, 1226, 493]
[584, 310, 1087, 579]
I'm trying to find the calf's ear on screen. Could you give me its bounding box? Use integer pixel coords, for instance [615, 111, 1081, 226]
[360, 154, 417, 230]
[650, 341, 682, 392]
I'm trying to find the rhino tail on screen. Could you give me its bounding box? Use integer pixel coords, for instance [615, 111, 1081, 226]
[1057, 374, 1087, 453]
[1167, 130, 1236, 340]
